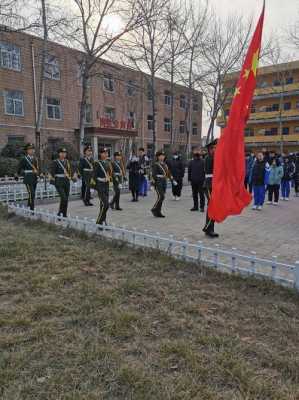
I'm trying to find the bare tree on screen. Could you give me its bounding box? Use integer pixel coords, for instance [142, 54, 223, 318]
[161, 1, 189, 147]
[121, 0, 171, 156]
[194, 13, 253, 143]
[179, 0, 209, 154]
[58, 0, 144, 154]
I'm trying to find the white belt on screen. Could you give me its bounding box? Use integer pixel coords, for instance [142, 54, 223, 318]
[206, 174, 213, 178]
[114, 173, 121, 176]
[24, 170, 33, 173]
[83, 168, 93, 171]
[157, 174, 166, 178]
[97, 177, 107, 182]
[55, 174, 66, 178]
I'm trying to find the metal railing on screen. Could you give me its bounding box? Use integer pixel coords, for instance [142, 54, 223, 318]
[0, 180, 131, 203]
[8, 203, 299, 292]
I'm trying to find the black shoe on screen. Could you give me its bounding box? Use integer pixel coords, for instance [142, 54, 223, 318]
[190, 207, 199, 211]
[115, 207, 123, 211]
[157, 213, 165, 218]
[132, 198, 137, 202]
[87, 202, 93, 206]
[200, 208, 205, 213]
[84, 201, 89, 206]
[110, 203, 115, 209]
[151, 209, 159, 217]
[205, 231, 219, 238]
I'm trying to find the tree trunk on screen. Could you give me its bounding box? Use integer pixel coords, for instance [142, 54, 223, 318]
[170, 57, 174, 148]
[79, 67, 88, 155]
[151, 73, 157, 156]
[35, 0, 48, 159]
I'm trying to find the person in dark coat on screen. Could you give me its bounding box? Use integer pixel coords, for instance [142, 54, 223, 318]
[167, 151, 185, 200]
[138, 147, 150, 197]
[188, 148, 205, 212]
[79, 144, 94, 206]
[127, 153, 141, 202]
[281, 156, 295, 200]
[251, 152, 267, 210]
[93, 148, 111, 226]
[202, 140, 218, 238]
[49, 147, 77, 218]
[15, 143, 39, 211]
[295, 153, 299, 197]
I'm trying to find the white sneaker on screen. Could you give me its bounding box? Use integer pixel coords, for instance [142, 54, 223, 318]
[267, 201, 272, 205]
[273, 202, 278, 206]
[257, 206, 262, 210]
[285, 197, 289, 201]
[252, 205, 257, 210]
[282, 197, 285, 201]
[173, 196, 177, 201]
[176, 197, 181, 201]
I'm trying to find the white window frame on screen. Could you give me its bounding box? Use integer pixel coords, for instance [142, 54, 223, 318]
[128, 111, 136, 129]
[180, 95, 186, 109]
[46, 97, 62, 120]
[127, 80, 136, 97]
[104, 106, 116, 120]
[164, 117, 171, 132]
[4, 90, 24, 116]
[164, 91, 171, 106]
[179, 120, 185, 134]
[0, 42, 21, 71]
[192, 122, 198, 136]
[103, 73, 115, 93]
[44, 54, 60, 80]
[147, 115, 154, 130]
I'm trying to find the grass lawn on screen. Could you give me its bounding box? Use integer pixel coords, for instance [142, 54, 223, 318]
[0, 206, 299, 400]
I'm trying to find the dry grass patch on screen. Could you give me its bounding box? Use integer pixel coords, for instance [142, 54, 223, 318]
[0, 206, 299, 399]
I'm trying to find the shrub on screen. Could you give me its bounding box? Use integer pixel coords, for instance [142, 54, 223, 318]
[0, 157, 19, 177]
[1, 143, 24, 159]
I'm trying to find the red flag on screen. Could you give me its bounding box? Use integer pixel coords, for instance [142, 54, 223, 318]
[208, 3, 265, 223]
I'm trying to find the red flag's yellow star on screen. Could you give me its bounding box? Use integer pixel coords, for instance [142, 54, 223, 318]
[243, 69, 250, 79]
[234, 87, 241, 97]
[251, 49, 260, 77]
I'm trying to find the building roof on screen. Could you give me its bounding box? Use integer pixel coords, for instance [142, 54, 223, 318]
[224, 60, 299, 82]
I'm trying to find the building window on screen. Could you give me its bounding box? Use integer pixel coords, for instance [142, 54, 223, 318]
[193, 96, 199, 111]
[282, 127, 289, 135]
[147, 115, 154, 130]
[147, 84, 153, 101]
[128, 111, 136, 129]
[265, 128, 278, 136]
[103, 73, 114, 92]
[104, 106, 116, 120]
[0, 42, 21, 71]
[272, 104, 279, 112]
[294, 126, 299, 133]
[286, 77, 293, 85]
[127, 80, 136, 96]
[7, 136, 25, 145]
[192, 122, 198, 135]
[4, 90, 24, 116]
[179, 120, 185, 134]
[164, 90, 171, 106]
[46, 97, 62, 120]
[244, 128, 254, 137]
[44, 55, 60, 80]
[80, 103, 92, 124]
[164, 117, 171, 132]
[180, 95, 186, 109]
[284, 102, 291, 111]
[251, 106, 256, 113]
[273, 79, 281, 86]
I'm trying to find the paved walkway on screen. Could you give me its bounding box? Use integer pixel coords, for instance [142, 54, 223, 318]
[43, 186, 299, 264]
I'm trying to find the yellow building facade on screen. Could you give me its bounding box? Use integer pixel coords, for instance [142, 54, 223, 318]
[217, 60, 299, 154]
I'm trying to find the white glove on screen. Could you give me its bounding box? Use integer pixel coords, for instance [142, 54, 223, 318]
[173, 180, 178, 186]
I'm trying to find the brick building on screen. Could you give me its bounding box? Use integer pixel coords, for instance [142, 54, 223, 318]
[0, 29, 203, 159]
[217, 61, 299, 153]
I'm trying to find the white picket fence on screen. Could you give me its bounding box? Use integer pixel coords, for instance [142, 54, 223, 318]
[0, 180, 131, 203]
[8, 203, 299, 292]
